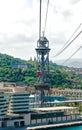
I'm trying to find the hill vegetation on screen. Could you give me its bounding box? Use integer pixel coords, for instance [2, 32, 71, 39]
[0, 53, 82, 89]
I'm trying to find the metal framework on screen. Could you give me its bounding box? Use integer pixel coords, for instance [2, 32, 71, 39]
[35, 35, 50, 107]
[34, 0, 50, 107]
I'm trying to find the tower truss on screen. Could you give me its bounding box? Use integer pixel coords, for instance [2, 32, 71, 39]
[35, 35, 50, 107]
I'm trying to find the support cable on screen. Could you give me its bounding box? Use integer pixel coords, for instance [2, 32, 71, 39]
[39, 0, 42, 38]
[43, 0, 49, 36]
[53, 31, 82, 57]
[53, 23, 82, 57]
[62, 46, 82, 65]
[62, 23, 82, 49]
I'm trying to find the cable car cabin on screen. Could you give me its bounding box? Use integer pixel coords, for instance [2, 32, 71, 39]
[36, 71, 42, 76]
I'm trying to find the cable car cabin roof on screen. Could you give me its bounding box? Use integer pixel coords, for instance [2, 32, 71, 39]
[30, 106, 77, 112]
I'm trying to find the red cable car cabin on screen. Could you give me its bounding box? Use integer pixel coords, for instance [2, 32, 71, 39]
[37, 71, 42, 76]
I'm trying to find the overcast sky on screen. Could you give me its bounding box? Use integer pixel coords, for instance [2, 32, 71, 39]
[0, 0, 82, 62]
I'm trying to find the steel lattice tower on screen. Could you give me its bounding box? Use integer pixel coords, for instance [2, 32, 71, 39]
[35, 35, 50, 107]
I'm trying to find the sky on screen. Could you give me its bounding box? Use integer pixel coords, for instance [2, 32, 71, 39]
[0, 0, 82, 63]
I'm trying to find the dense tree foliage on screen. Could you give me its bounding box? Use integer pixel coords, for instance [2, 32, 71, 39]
[0, 53, 82, 89]
[0, 53, 28, 67]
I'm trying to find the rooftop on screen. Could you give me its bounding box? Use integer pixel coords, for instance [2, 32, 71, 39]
[31, 106, 77, 112]
[0, 86, 27, 93]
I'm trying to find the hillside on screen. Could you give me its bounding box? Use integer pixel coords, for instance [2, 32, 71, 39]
[0, 53, 28, 67]
[0, 53, 82, 89]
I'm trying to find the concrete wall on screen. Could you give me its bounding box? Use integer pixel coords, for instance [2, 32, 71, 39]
[7, 121, 13, 127]
[30, 114, 81, 126]
[0, 121, 1, 127]
[24, 113, 31, 125]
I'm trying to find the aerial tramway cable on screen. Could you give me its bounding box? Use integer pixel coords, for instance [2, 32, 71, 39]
[61, 23, 82, 49]
[53, 31, 82, 57]
[43, 0, 49, 36]
[39, 0, 49, 37]
[38, 1, 82, 68]
[39, 0, 42, 38]
[62, 46, 82, 65]
[53, 23, 82, 57]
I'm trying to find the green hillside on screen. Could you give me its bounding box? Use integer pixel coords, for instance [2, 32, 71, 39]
[0, 53, 35, 85]
[0, 53, 28, 67]
[0, 53, 82, 89]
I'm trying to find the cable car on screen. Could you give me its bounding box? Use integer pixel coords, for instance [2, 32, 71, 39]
[37, 71, 42, 76]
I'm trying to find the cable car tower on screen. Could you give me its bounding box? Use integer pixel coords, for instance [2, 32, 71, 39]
[35, 0, 50, 107]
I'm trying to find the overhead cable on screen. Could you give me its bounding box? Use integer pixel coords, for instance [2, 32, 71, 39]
[39, 0, 42, 38]
[53, 31, 82, 57]
[53, 23, 82, 57]
[43, 0, 49, 35]
[61, 23, 82, 49]
[62, 46, 82, 65]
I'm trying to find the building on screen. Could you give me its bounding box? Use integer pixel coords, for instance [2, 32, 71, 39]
[0, 90, 8, 118]
[0, 84, 81, 129]
[29, 106, 81, 128]
[7, 87, 30, 114]
[51, 88, 82, 99]
[0, 86, 31, 128]
[29, 94, 40, 109]
[10, 63, 33, 70]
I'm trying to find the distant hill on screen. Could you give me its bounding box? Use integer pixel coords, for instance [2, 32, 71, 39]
[0, 53, 28, 67]
[50, 61, 63, 69]
[0, 53, 61, 69]
[54, 59, 82, 68]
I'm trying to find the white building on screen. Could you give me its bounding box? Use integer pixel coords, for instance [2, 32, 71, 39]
[0, 86, 31, 128]
[0, 84, 81, 129]
[6, 87, 30, 114]
[0, 90, 8, 118]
